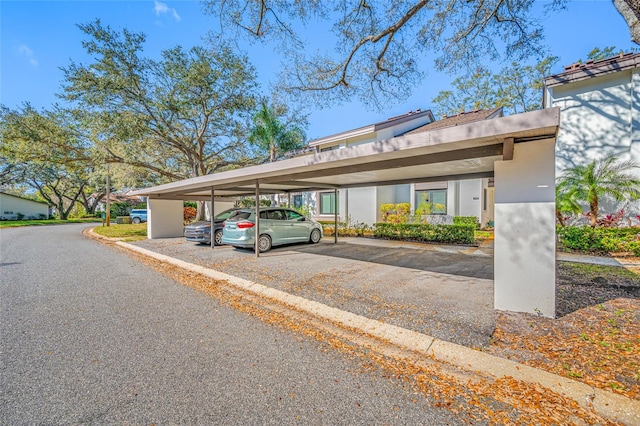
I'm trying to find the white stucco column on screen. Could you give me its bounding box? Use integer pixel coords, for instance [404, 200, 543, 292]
[147, 199, 184, 239]
[494, 138, 556, 318]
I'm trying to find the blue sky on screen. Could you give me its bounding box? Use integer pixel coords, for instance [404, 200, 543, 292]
[1, 0, 637, 139]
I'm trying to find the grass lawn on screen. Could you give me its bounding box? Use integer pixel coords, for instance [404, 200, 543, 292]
[92, 223, 147, 241]
[0, 218, 102, 228]
[474, 230, 493, 240]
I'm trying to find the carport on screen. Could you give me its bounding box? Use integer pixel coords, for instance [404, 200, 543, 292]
[131, 108, 560, 317]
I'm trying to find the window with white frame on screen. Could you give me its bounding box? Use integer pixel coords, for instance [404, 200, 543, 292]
[415, 189, 447, 214]
[319, 191, 339, 215]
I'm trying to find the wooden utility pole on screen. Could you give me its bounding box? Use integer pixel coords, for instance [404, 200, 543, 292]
[105, 164, 111, 226]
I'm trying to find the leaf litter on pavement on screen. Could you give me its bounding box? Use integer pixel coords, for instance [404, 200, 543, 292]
[108, 240, 625, 425]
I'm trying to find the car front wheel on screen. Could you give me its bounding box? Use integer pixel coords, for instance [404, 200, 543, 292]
[309, 228, 321, 244]
[214, 230, 223, 246]
[132, 217, 141, 224]
[257, 234, 272, 252]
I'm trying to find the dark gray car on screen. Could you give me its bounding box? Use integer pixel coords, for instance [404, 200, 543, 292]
[184, 208, 238, 245]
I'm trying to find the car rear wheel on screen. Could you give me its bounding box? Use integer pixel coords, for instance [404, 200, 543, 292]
[132, 217, 141, 224]
[214, 230, 223, 246]
[257, 234, 272, 252]
[309, 228, 321, 244]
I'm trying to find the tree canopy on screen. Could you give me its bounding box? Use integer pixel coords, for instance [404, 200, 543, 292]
[61, 20, 261, 183]
[1, 20, 313, 219]
[248, 100, 306, 162]
[0, 105, 96, 218]
[204, 0, 554, 109]
[203, 1, 640, 110]
[432, 56, 558, 117]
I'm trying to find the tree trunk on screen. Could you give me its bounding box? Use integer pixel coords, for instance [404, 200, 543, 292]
[614, 0, 640, 45]
[196, 200, 206, 221]
[270, 143, 276, 163]
[589, 199, 598, 227]
[80, 191, 104, 215]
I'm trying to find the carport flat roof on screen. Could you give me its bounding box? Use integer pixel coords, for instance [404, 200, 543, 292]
[131, 108, 560, 200]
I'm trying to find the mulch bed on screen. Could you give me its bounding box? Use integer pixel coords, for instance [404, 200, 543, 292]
[487, 261, 640, 400]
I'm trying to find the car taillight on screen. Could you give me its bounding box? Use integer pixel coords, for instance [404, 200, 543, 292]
[222, 221, 226, 227]
[237, 221, 255, 229]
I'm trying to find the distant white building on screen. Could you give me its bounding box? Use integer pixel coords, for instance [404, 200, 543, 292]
[0, 192, 50, 220]
[544, 52, 640, 175]
[544, 52, 640, 216]
[292, 108, 502, 227]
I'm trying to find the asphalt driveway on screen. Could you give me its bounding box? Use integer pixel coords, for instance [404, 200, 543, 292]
[131, 237, 495, 348]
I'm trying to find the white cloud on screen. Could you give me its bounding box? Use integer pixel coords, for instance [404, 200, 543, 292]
[154, 0, 181, 22]
[17, 44, 39, 66]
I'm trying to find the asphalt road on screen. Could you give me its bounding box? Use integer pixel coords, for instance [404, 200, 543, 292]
[0, 224, 458, 424]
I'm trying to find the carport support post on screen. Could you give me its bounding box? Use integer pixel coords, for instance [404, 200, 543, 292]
[210, 187, 215, 249]
[493, 138, 556, 317]
[334, 188, 338, 244]
[255, 180, 260, 258]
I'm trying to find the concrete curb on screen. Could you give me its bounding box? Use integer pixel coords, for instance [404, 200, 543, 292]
[110, 238, 640, 425]
[86, 229, 640, 422]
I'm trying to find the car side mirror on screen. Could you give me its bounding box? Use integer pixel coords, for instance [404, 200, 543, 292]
[298, 217, 306, 221]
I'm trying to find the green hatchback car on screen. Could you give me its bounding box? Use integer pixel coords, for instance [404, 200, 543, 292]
[221, 207, 323, 252]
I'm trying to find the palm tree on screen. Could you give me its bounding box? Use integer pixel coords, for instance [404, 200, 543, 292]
[557, 156, 640, 227]
[555, 184, 581, 227]
[248, 100, 306, 163]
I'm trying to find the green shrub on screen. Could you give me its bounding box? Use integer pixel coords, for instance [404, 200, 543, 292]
[453, 216, 480, 229]
[110, 201, 130, 217]
[380, 203, 411, 223]
[373, 223, 474, 244]
[320, 215, 372, 237]
[557, 226, 640, 256]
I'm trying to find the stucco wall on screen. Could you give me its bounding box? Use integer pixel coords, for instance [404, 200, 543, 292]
[549, 70, 638, 175]
[0, 194, 49, 220]
[458, 179, 483, 218]
[147, 199, 183, 239]
[347, 187, 378, 225]
[494, 138, 556, 317]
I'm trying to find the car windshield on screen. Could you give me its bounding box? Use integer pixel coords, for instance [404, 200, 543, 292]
[215, 210, 235, 220]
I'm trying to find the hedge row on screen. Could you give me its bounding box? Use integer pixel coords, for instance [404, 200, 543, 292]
[373, 222, 475, 244]
[557, 226, 640, 256]
[453, 216, 480, 229]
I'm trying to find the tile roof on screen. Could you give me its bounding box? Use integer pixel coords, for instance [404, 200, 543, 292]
[545, 52, 640, 87]
[406, 107, 503, 134]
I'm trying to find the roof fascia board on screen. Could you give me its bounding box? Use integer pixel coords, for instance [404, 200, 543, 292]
[131, 108, 560, 197]
[307, 125, 375, 147]
[307, 109, 434, 148]
[0, 192, 49, 205]
[260, 144, 503, 183]
[373, 110, 434, 131]
[545, 56, 640, 87]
